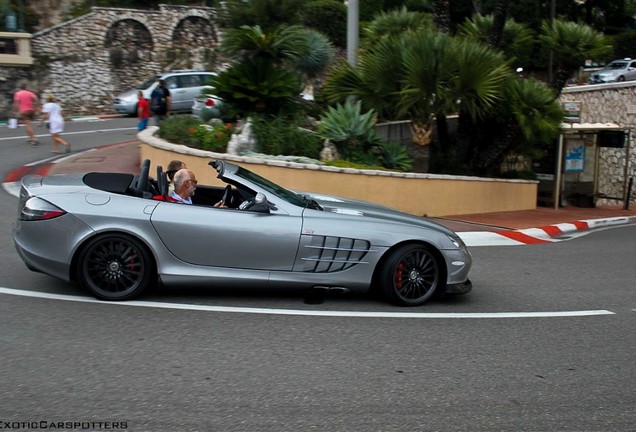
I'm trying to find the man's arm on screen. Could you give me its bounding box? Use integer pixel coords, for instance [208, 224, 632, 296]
[165, 88, 171, 116]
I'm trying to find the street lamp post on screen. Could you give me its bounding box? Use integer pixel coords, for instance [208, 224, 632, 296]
[346, 0, 358, 66]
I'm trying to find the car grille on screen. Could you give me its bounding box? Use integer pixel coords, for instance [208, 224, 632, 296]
[298, 235, 371, 272]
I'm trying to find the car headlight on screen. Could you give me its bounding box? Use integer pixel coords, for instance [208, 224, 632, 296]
[447, 234, 465, 249]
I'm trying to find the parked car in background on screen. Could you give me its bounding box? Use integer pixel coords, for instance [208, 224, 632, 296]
[113, 70, 216, 115]
[192, 93, 226, 121]
[588, 58, 636, 84]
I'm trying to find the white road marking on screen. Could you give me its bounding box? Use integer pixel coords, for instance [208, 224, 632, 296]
[0, 287, 615, 319]
[458, 232, 524, 247]
[0, 127, 137, 142]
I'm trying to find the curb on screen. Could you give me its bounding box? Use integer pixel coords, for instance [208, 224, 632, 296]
[458, 216, 636, 246]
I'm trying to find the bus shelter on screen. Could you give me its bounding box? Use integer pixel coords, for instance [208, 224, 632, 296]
[535, 123, 631, 210]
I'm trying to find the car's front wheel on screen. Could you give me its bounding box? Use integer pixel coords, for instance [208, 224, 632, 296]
[77, 234, 154, 301]
[378, 244, 442, 306]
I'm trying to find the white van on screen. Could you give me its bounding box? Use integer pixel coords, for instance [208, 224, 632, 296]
[113, 70, 216, 115]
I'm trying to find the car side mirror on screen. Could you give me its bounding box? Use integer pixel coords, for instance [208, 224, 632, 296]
[251, 193, 272, 213]
[240, 193, 272, 213]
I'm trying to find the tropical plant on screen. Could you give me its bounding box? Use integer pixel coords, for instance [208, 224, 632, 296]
[539, 19, 612, 94]
[317, 99, 382, 161]
[214, 25, 334, 115]
[323, 29, 510, 171]
[379, 142, 413, 171]
[362, 7, 433, 47]
[210, 58, 304, 116]
[457, 14, 535, 68]
[464, 77, 564, 173]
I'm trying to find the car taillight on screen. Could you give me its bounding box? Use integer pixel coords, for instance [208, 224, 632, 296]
[20, 197, 66, 221]
[205, 99, 215, 107]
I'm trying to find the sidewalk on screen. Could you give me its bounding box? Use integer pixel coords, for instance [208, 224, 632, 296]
[5, 139, 636, 237]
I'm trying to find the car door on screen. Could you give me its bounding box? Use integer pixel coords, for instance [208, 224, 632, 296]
[628, 61, 636, 81]
[150, 202, 302, 271]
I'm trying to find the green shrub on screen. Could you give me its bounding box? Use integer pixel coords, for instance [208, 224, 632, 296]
[156, 115, 201, 146]
[251, 114, 323, 159]
[194, 121, 234, 152]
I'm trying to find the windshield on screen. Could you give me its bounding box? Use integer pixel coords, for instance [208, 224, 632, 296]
[137, 75, 161, 90]
[234, 166, 308, 207]
[606, 61, 627, 70]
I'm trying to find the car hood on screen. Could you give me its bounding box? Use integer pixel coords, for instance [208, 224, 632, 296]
[304, 192, 458, 237]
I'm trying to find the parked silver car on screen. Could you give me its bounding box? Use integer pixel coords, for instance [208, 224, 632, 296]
[588, 58, 636, 84]
[192, 93, 226, 121]
[113, 70, 216, 115]
[12, 159, 472, 306]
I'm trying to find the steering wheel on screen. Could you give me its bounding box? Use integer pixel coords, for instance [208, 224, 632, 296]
[221, 184, 233, 207]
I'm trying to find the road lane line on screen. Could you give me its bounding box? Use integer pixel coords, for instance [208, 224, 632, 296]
[0, 287, 615, 319]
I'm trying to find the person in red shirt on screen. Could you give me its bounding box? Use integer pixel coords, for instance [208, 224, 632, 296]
[12, 83, 40, 145]
[137, 90, 150, 131]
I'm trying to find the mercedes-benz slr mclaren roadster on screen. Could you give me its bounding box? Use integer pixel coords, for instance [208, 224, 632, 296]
[13, 159, 472, 306]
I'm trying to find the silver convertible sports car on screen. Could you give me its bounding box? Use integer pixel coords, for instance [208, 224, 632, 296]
[12, 159, 472, 306]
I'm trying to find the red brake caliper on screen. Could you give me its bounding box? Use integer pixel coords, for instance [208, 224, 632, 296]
[394, 262, 405, 291]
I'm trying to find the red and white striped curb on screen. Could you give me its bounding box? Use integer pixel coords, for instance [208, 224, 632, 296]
[458, 217, 634, 246]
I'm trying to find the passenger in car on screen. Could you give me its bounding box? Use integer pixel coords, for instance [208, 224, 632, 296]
[166, 160, 186, 194]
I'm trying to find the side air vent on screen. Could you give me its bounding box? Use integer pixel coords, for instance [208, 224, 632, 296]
[298, 235, 371, 273]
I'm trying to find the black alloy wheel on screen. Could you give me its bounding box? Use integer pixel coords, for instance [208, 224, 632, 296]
[379, 244, 442, 306]
[77, 234, 154, 301]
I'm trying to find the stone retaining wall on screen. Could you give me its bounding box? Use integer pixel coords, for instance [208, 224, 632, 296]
[561, 83, 636, 205]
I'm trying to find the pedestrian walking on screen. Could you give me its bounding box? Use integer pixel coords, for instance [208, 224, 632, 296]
[41, 94, 70, 154]
[150, 79, 171, 125]
[12, 83, 40, 146]
[137, 90, 150, 131]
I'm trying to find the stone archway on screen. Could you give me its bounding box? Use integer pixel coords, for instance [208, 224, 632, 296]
[172, 16, 218, 48]
[167, 16, 218, 70]
[104, 19, 154, 68]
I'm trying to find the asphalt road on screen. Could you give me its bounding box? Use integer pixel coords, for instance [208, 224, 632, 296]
[0, 119, 635, 431]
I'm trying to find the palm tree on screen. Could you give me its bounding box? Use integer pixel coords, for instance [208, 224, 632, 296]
[432, 0, 451, 34]
[539, 19, 612, 94]
[362, 7, 433, 47]
[488, 0, 510, 49]
[323, 29, 510, 171]
[457, 14, 535, 69]
[470, 77, 564, 172]
[214, 25, 334, 115]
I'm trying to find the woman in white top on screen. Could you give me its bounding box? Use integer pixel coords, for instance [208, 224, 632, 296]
[42, 94, 70, 154]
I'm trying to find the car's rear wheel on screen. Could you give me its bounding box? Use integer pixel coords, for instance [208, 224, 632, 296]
[77, 234, 154, 301]
[378, 244, 442, 306]
[618, 75, 626, 82]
